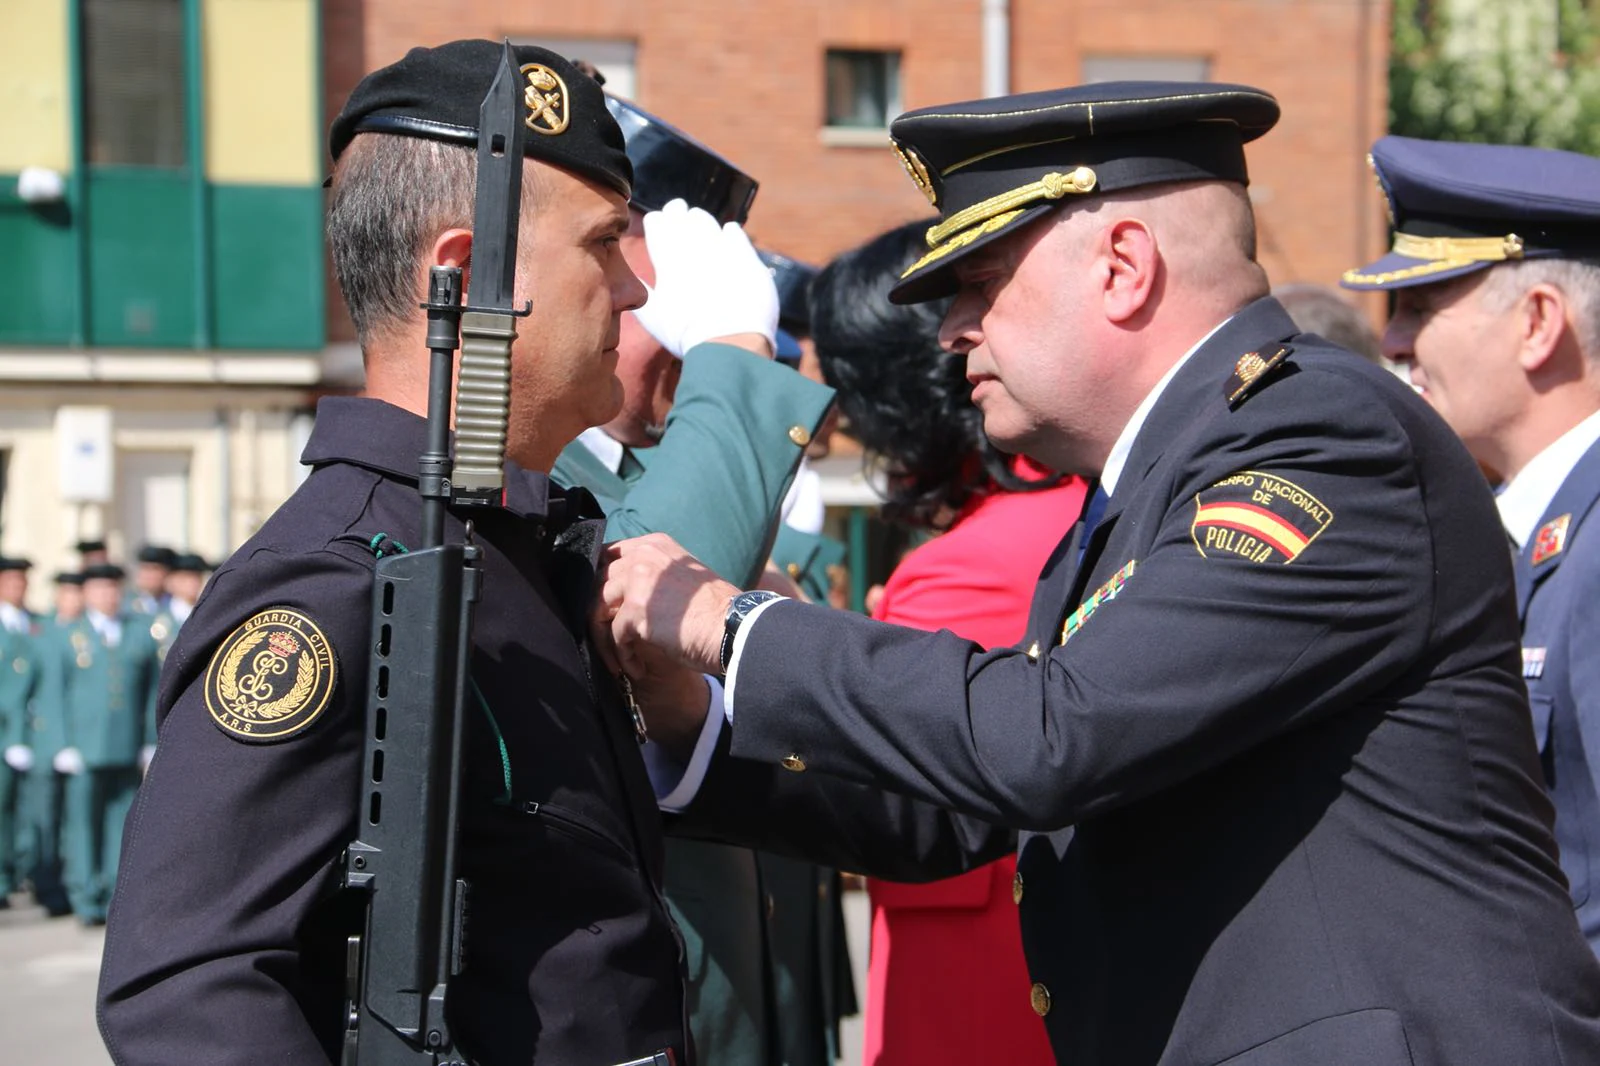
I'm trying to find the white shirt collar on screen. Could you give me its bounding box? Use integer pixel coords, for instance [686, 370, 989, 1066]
[0, 602, 26, 633]
[576, 426, 626, 474]
[1100, 316, 1232, 495]
[1497, 408, 1600, 549]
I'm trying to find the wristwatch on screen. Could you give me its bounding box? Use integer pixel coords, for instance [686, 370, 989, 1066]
[721, 590, 781, 674]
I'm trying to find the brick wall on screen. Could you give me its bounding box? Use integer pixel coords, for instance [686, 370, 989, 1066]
[322, 0, 1391, 340]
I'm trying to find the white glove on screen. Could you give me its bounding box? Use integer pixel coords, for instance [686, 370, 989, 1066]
[3, 744, 32, 772]
[630, 199, 780, 357]
[138, 744, 156, 773]
[53, 747, 85, 776]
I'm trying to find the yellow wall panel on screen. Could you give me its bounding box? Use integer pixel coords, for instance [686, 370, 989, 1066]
[0, 0, 72, 173]
[204, 0, 318, 185]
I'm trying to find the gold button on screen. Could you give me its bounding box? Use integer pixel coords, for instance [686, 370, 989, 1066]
[1030, 982, 1052, 1017]
[786, 562, 802, 579]
[788, 425, 812, 447]
[1026, 641, 1040, 661]
[781, 754, 807, 772]
[1012, 871, 1024, 904]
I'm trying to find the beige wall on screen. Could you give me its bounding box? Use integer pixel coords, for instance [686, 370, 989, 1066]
[0, 0, 72, 173]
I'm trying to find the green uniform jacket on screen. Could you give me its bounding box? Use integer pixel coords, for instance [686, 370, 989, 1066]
[0, 623, 39, 750]
[552, 342, 837, 1065]
[43, 617, 161, 769]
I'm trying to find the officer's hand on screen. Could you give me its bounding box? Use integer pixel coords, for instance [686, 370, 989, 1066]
[622, 641, 712, 762]
[53, 747, 85, 776]
[3, 744, 32, 772]
[598, 533, 735, 678]
[630, 199, 780, 358]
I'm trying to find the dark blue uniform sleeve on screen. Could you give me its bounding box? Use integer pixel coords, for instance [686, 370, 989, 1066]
[724, 366, 1438, 831]
[98, 546, 372, 1066]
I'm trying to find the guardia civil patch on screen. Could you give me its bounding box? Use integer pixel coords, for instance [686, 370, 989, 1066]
[1191, 470, 1333, 565]
[204, 608, 336, 743]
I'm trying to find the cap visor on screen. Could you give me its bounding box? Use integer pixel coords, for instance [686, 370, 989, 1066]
[1340, 252, 1492, 291]
[888, 203, 1059, 305]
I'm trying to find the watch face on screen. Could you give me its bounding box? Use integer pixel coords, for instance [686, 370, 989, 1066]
[731, 590, 777, 623]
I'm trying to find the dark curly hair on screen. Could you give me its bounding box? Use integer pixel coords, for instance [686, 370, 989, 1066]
[811, 220, 1060, 530]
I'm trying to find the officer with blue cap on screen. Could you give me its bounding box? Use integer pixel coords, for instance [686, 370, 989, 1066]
[601, 81, 1600, 1065]
[556, 90, 840, 1066]
[1345, 135, 1600, 958]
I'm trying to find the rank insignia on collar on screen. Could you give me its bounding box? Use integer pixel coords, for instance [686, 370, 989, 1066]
[1531, 514, 1570, 566]
[1060, 560, 1136, 645]
[1225, 345, 1292, 408]
[1192, 469, 1333, 565]
[1523, 647, 1546, 680]
[204, 607, 337, 743]
[521, 63, 570, 136]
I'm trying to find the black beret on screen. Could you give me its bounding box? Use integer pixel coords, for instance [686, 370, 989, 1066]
[759, 249, 820, 335]
[82, 563, 126, 582]
[55, 571, 85, 586]
[887, 81, 1280, 303]
[0, 556, 30, 572]
[75, 539, 107, 555]
[329, 40, 632, 199]
[605, 95, 758, 224]
[136, 545, 178, 567]
[170, 552, 212, 573]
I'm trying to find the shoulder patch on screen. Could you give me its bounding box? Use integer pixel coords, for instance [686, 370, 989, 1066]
[204, 607, 337, 743]
[1191, 470, 1333, 565]
[1224, 345, 1293, 408]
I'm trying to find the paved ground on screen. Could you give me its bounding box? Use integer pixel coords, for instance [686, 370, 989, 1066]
[0, 888, 873, 1066]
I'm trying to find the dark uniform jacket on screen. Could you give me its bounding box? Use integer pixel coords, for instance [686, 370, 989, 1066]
[681, 297, 1600, 1065]
[98, 398, 686, 1066]
[1516, 434, 1600, 954]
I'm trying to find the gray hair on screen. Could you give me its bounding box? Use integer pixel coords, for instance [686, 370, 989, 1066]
[1478, 257, 1600, 356]
[327, 134, 478, 345]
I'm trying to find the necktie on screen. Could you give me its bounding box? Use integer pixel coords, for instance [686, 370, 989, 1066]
[1075, 484, 1111, 571]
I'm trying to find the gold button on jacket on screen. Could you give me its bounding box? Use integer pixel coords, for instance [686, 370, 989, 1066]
[1030, 982, 1052, 1017]
[1012, 871, 1025, 904]
[780, 753, 807, 772]
[787, 425, 811, 447]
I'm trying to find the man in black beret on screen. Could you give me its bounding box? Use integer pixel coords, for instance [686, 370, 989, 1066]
[99, 40, 690, 1066]
[602, 81, 1600, 1064]
[129, 544, 176, 617]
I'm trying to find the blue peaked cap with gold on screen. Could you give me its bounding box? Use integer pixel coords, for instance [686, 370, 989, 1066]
[887, 81, 1280, 304]
[1342, 136, 1600, 290]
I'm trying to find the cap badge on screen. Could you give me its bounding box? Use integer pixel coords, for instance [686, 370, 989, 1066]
[520, 63, 570, 136]
[205, 607, 337, 743]
[892, 141, 937, 206]
[1531, 514, 1571, 566]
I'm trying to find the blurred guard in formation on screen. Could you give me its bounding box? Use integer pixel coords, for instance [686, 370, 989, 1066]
[128, 545, 175, 617]
[0, 555, 36, 905]
[1345, 136, 1600, 957]
[42, 563, 161, 924]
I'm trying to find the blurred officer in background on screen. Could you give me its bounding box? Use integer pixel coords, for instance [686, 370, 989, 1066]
[128, 546, 175, 616]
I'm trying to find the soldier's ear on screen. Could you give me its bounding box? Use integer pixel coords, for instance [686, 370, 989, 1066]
[432, 227, 474, 294]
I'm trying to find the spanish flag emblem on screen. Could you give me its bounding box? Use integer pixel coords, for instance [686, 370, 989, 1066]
[1191, 470, 1334, 565]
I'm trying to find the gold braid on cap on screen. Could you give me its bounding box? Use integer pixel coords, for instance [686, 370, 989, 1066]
[1340, 231, 1525, 286]
[925, 168, 1098, 248]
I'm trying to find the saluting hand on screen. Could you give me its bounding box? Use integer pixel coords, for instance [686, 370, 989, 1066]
[596, 533, 736, 679]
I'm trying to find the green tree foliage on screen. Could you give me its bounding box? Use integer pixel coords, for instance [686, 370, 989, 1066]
[1390, 0, 1600, 154]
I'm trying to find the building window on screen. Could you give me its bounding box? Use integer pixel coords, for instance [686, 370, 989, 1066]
[1081, 55, 1211, 84]
[81, 0, 188, 168]
[825, 49, 901, 130]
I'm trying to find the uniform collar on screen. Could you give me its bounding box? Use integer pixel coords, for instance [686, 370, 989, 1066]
[1100, 316, 1231, 495]
[1497, 408, 1600, 549]
[300, 396, 561, 523]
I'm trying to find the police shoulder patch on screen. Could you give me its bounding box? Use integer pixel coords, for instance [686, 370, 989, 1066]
[1224, 345, 1293, 408]
[1191, 470, 1334, 565]
[204, 607, 337, 743]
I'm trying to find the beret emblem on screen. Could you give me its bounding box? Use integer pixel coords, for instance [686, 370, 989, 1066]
[521, 63, 570, 136]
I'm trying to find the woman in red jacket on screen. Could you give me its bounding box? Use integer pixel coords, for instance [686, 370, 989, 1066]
[812, 223, 1087, 1066]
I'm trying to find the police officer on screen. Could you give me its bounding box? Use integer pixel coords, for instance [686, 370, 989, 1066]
[128, 545, 175, 616]
[98, 39, 737, 1066]
[148, 551, 210, 657]
[552, 92, 837, 1064]
[602, 82, 1600, 1064]
[1343, 136, 1600, 956]
[0, 555, 34, 904]
[40, 563, 160, 924]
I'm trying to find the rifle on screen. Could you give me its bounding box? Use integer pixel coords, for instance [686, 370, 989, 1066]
[337, 41, 522, 1066]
